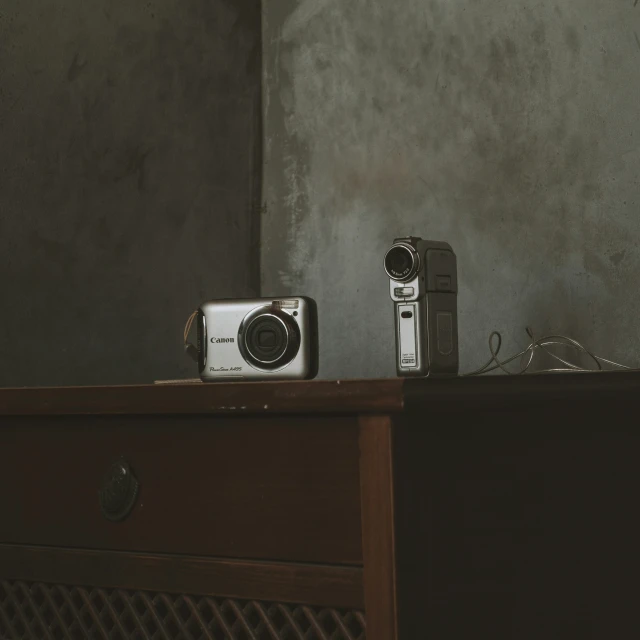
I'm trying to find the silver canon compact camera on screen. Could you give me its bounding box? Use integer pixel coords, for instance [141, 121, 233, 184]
[196, 297, 318, 381]
[384, 237, 459, 377]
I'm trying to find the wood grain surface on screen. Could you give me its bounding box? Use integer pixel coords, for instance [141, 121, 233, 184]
[3, 371, 640, 416]
[359, 415, 398, 640]
[0, 415, 362, 565]
[0, 545, 364, 609]
[0, 379, 404, 416]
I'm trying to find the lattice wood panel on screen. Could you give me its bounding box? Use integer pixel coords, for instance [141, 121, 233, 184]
[0, 581, 366, 640]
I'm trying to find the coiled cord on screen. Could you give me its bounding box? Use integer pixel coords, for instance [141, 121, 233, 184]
[462, 327, 635, 376]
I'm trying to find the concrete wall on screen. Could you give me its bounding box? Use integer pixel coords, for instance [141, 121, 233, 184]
[0, 0, 261, 386]
[262, 0, 640, 379]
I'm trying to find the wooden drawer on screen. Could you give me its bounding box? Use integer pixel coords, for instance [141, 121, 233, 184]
[0, 415, 362, 564]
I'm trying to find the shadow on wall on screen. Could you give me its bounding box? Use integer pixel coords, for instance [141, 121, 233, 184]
[0, 0, 263, 386]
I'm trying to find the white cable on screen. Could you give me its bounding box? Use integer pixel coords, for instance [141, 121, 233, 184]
[462, 327, 635, 376]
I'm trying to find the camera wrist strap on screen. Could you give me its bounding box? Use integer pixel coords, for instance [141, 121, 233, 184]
[183, 310, 199, 362]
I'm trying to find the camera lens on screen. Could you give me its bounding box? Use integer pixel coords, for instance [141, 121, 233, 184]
[384, 244, 419, 282]
[245, 315, 289, 363]
[239, 306, 302, 371]
[258, 330, 277, 348]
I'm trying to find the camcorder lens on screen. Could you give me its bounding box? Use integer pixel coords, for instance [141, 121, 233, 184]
[385, 245, 418, 281]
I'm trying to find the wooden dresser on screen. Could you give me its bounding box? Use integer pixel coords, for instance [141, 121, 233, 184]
[1, 374, 640, 639]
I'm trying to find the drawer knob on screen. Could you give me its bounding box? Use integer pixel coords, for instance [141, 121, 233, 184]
[99, 457, 139, 522]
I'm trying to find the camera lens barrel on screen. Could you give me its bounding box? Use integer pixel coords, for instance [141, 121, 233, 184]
[245, 314, 288, 363]
[384, 244, 420, 282]
[239, 307, 301, 371]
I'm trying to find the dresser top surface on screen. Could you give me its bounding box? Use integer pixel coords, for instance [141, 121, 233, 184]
[0, 372, 638, 416]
